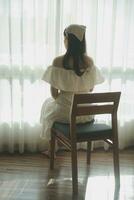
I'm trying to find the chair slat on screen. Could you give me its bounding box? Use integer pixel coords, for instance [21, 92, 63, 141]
[76, 104, 114, 116]
[73, 92, 121, 104]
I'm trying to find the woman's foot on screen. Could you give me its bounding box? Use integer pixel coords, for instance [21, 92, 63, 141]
[42, 150, 50, 158]
[42, 150, 56, 159]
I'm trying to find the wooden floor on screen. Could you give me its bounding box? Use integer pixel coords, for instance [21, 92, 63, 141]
[0, 148, 134, 200]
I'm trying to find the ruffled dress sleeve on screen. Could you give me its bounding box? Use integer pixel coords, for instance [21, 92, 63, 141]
[42, 65, 104, 92]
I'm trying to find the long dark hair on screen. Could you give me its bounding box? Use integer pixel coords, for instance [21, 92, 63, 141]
[63, 30, 87, 76]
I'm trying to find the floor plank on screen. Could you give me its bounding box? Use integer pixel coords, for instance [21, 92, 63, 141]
[0, 148, 134, 200]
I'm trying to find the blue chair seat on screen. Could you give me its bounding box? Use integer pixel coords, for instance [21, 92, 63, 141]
[52, 121, 112, 140]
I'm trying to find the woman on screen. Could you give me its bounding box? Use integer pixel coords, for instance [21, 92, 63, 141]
[40, 24, 104, 155]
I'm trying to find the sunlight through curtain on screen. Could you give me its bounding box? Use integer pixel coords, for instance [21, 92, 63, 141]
[0, 0, 134, 152]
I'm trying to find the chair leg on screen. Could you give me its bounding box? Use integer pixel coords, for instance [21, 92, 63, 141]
[71, 143, 78, 194]
[87, 140, 91, 165]
[50, 130, 55, 170]
[113, 140, 120, 187]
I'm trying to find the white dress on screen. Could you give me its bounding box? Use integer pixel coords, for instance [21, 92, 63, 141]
[40, 64, 104, 141]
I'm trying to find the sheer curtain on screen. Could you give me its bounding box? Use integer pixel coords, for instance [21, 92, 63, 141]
[0, 0, 134, 153]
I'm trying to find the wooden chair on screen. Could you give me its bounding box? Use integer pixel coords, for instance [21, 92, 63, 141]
[50, 92, 121, 194]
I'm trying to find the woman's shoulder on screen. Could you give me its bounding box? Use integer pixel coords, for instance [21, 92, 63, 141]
[52, 55, 64, 68]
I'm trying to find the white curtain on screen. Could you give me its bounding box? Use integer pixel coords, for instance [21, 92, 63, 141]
[0, 0, 134, 153]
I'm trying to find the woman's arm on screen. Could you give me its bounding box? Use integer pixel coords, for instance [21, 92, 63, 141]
[50, 86, 59, 99]
[90, 88, 94, 92]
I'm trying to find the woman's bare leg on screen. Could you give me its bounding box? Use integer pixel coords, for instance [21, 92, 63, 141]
[42, 141, 58, 158]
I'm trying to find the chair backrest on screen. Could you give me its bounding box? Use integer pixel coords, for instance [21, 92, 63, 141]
[70, 92, 121, 140]
[71, 92, 121, 118]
